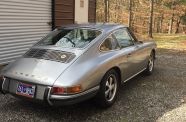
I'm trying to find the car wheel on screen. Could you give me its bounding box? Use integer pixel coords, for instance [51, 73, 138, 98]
[144, 52, 155, 75]
[95, 69, 119, 108]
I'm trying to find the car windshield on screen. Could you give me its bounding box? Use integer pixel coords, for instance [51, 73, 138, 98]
[37, 28, 102, 48]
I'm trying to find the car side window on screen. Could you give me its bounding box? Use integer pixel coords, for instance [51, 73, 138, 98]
[113, 28, 134, 48]
[100, 36, 120, 51]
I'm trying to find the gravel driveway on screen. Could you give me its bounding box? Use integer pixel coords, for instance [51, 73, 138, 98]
[0, 49, 186, 122]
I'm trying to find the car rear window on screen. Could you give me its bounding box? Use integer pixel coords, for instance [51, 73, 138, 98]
[37, 28, 102, 48]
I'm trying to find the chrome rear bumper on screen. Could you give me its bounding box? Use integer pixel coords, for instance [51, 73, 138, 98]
[1, 78, 99, 106]
[47, 86, 99, 106]
[1, 77, 7, 94]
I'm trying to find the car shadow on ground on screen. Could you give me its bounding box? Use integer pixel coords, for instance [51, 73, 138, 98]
[0, 48, 186, 122]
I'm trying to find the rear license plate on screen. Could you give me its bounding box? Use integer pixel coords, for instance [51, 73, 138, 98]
[16, 82, 36, 98]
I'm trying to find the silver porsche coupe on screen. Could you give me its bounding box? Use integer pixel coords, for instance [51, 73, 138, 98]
[0, 23, 156, 107]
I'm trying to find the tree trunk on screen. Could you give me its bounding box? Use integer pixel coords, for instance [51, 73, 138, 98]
[175, 17, 181, 33]
[115, 1, 117, 22]
[128, 0, 132, 28]
[153, 15, 156, 32]
[104, 0, 108, 22]
[148, 0, 154, 38]
[117, 6, 119, 22]
[108, 0, 110, 22]
[168, 13, 174, 34]
[159, 14, 164, 33]
[156, 17, 160, 33]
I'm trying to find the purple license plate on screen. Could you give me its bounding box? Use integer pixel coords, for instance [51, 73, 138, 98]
[16, 82, 36, 98]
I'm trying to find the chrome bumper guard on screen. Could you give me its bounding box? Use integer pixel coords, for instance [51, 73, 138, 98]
[44, 87, 53, 106]
[45, 86, 100, 106]
[0, 77, 6, 94]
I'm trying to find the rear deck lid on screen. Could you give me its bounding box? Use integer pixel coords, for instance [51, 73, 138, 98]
[2, 57, 72, 86]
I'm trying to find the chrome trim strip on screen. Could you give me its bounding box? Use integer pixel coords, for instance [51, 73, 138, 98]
[1, 77, 6, 92]
[122, 68, 146, 83]
[47, 87, 53, 106]
[50, 86, 100, 100]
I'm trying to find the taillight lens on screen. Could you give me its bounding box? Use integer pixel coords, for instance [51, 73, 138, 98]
[66, 85, 82, 94]
[51, 85, 82, 95]
[51, 87, 65, 95]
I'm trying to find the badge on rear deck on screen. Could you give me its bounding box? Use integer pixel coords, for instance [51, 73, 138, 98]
[61, 55, 67, 59]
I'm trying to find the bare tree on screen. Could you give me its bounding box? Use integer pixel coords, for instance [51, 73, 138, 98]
[148, 0, 154, 38]
[108, 0, 110, 22]
[175, 17, 181, 33]
[165, 0, 179, 34]
[159, 14, 164, 33]
[128, 0, 132, 28]
[168, 10, 174, 34]
[104, 0, 110, 22]
[104, 0, 107, 22]
[97, 0, 186, 34]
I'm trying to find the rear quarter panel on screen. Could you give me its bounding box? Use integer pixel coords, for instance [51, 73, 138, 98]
[53, 41, 124, 91]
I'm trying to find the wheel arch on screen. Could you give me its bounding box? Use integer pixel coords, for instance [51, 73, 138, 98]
[104, 66, 122, 84]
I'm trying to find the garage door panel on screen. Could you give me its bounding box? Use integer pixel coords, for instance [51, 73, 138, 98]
[0, 32, 48, 38]
[0, 9, 50, 14]
[0, 25, 50, 31]
[0, 48, 30, 56]
[0, 0, 51, 64]
[0, 1, 50, 8]
[1, 0, 51, 6]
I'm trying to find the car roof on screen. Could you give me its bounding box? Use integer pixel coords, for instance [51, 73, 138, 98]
[58, 23, 128, 32]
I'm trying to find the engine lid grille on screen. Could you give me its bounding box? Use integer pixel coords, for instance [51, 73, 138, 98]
[24, 49, 76, 63]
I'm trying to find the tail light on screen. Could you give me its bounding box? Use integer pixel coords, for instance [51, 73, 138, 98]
[51, 85, 82, 95]
[51, 87, 65, 95]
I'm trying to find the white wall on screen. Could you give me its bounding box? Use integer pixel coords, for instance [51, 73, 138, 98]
[75, 0, 88, 24]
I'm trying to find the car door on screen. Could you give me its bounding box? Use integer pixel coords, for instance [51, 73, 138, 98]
[113, 28, 142, 81]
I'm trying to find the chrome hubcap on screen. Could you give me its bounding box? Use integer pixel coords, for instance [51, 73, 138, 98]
[149, 56, 154, 72]
[105, 75, 117, 101]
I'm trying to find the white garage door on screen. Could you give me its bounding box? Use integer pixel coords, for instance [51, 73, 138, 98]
[0, 0, 51, 64]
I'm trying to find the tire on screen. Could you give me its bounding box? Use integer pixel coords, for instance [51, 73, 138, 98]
[95, 69, 119, 108]
[144, 51, 155, 75]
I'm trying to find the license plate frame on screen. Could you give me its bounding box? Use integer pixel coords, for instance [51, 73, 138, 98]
[16, 82, 36, 98]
